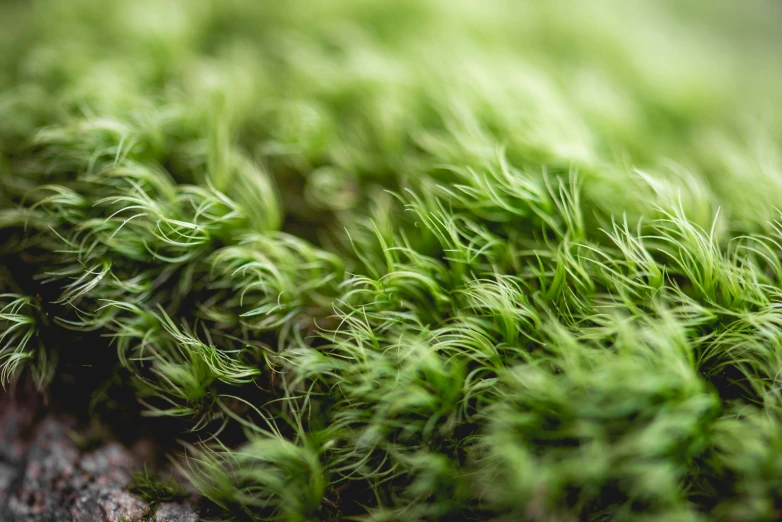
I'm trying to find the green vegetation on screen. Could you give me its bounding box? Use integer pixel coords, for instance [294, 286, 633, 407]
[129, 466, 187, 504]
[2, 0, 782, 520]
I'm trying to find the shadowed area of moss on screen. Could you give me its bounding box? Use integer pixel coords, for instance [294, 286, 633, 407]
[2, 0, 782, 520]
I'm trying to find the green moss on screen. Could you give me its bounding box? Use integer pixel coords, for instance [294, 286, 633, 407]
[128, 467, 187, 504]
[2, 0, 782, 520]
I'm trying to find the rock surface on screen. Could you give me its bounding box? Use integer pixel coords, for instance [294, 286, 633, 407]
[0, 392, 199, 522]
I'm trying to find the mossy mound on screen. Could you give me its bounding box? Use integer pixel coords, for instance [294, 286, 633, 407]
[2, 1, 782, 520]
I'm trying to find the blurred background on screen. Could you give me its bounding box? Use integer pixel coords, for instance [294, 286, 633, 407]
[2, 0, 782, 239]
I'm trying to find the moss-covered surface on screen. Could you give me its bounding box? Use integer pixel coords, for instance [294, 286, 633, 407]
[3, 1, 782, 520]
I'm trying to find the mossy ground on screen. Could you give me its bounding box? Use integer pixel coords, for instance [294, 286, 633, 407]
[2, 1, 782, 520]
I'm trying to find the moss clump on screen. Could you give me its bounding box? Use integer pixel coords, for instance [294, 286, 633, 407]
[128, 467, 187, 504]
[3, 0, 782, 520]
